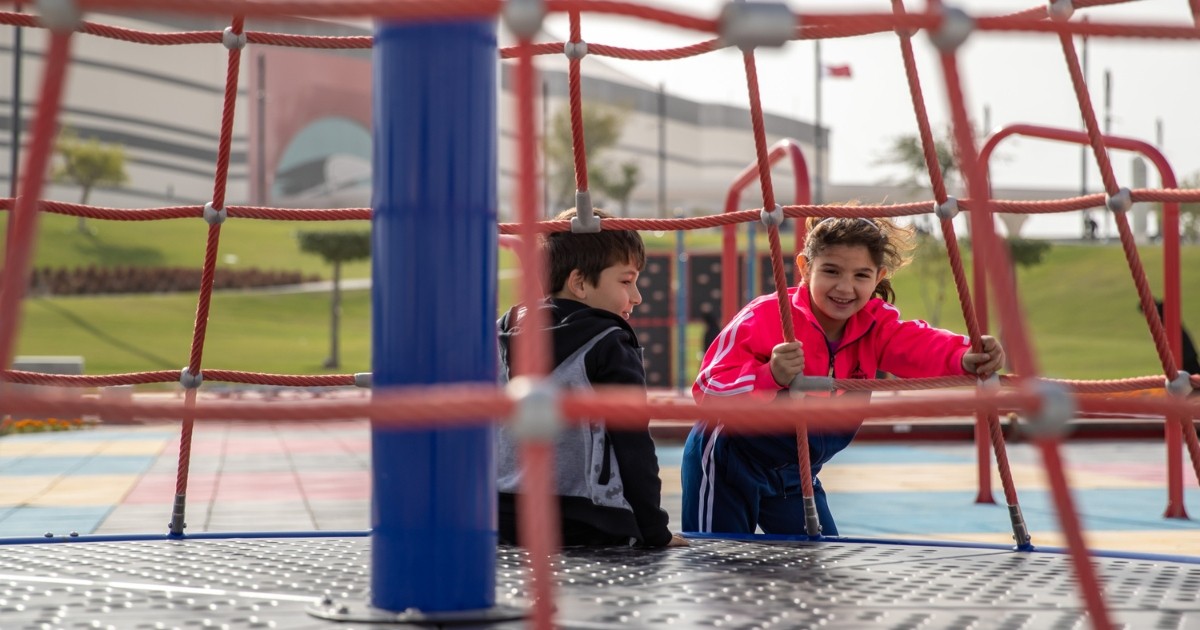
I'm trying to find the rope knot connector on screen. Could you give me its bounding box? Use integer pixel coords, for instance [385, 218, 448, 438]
[36, 0, 82, 32]
[934, 196, 959, 220]
[1024, 380, 1075, 440]
[179, 367, 203, 390]
[928, 5, 974, 52]
[502, 0, 545, 39]
[718, 1, 797, 50]
[1166, 371, 1193, 398]
[563, 41, 588, 60]
[570, 190, 601, 233]
[508, 376, 560, 441]
[1106, 187, 1132, 214]
[222, 26, 247, 51]
[203, 202, 227, 225]
[760, 204, 784, 228]
[353, 372, 373, 389]
[1047, 0, 1075, 22]
[789, 375, 834, 399]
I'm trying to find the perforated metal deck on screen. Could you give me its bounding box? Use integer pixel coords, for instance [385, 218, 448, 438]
[0, 537, 1197, 629]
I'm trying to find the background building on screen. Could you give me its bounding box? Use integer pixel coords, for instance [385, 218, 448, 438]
[3, 13, 1088, 234]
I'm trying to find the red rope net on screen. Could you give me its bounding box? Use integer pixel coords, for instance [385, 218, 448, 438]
[2, 3, 1200, 629]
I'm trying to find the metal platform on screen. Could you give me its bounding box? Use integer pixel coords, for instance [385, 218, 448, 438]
[0, 536, 1198, 629]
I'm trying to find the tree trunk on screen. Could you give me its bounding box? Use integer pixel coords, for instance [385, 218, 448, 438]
[77, 185, 93, 235]
[324, 260, 341, 369]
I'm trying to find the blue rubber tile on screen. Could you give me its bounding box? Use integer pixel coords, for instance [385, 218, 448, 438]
[829, 488, 1200, 536]
[0, 506, 111, 537]
[834, 444, 975, 464]
[0, 456, 155, 476]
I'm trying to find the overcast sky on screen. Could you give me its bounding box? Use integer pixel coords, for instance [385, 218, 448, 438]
[542, 1, 1199, 237]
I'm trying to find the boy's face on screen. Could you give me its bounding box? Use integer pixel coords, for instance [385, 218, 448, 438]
[573, 262, 642, 320]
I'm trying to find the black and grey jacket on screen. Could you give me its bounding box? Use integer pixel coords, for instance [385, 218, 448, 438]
[496, 298, 672, 547]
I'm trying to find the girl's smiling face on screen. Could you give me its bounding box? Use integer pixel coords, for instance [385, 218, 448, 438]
[799, 244, 885, 340]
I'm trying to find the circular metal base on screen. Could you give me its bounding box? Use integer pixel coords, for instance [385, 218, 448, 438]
[308, 596, 526, 624]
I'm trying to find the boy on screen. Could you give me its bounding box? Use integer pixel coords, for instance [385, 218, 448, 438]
[495, 208, 685, 548]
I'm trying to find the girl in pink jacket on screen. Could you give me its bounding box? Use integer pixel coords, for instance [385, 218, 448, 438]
[682, 216, 1004, 535]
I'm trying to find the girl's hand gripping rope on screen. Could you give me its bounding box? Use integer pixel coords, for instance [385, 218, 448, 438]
[770, 341, 805, 388]
[961, 335, 1006, 379]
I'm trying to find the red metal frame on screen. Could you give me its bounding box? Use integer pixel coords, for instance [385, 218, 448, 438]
[979, 123, 1186, 519]
[720, 139, 812, 325]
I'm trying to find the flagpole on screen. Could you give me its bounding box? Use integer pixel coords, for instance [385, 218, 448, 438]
[814, 39, 823, 206]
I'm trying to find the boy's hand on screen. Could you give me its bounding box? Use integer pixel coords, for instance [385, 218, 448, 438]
[962, 335, 1005, 378]
[667, 533, 689, 547]
[770, 341, 805, 388]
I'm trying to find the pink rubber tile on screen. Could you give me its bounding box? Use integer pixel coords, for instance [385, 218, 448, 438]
[213, 472, 303, 502]
[297, 471, 370, 501]
[122, 473, 219, 504]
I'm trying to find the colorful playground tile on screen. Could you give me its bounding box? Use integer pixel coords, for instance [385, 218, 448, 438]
[28, 474, 139, 507]
[0, 455, 156, 476]
[0, 506, 112, 538]
[0, 476, 57, 505]
[820, 462, 1161, 493]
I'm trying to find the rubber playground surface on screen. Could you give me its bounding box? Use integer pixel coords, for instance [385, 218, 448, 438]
[1, 418, 1197, 556]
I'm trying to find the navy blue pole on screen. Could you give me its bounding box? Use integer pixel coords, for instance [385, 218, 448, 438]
[674, 212, 688, 391]
[745, 222, 757, 304]
[371, 19, 497, 613]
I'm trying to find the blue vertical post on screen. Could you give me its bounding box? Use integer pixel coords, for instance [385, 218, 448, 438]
[371, 19, 497, 613]
[745, 222, 758, 303]
[674, 212, 688, 391]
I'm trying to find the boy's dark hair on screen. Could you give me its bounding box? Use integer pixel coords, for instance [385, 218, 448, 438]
[544, 208, 646, 294]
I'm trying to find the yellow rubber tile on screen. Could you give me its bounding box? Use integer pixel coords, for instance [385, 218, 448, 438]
[0, 442, 53, 457]
[820, 463, 1157, 493]
[0, 476, 57, 505]
[28, 475, 139, 507]
[904, 530, 1200, 558]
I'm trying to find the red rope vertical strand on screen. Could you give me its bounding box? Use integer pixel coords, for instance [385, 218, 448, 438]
[169, 388, 198, 536]
[0, 33, 72, 374]
[512, 38, 558, 630]
[940, 40, 1112, 630]
[187, 15, 244, 375]
[740, 47, 820, 535]
[1056, 32, 1119, 196]
[567, 10, 588, 196]
[174, 15, 245, 532]
[892, 0, 1019, 516]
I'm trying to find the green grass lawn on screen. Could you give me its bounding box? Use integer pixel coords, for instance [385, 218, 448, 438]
[9, 217, 1200, 384]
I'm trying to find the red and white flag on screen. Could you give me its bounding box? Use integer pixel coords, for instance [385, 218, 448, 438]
[823, 64, 852, 78]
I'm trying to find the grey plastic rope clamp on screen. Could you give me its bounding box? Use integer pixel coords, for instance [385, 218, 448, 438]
[353, 372, 372, 388]
[37, 0, 82, 32]
[222, 27, 247, 51]
[564, 41, 588, 60]
[1048, 0, 1075, 22]
[203, 202, 227, 225]
[934, 196, 959, 220]
[502, 0, 545, 39]
[760, 204, 784, 228]
[1106, 187, 1132, 214]
[718, 1, 797, 51]
[508, 376, 560, 441]
[179, 367, 203, 389]
[928, 5, 974, 52]
[570, 190, 601, 234]
[1166, 371, 1193, 398]
[1023, 380, 1075, 440]
[1008, 504, 1032, 548]
[803, 496, 822, 537]
[789, 375, 834, 399]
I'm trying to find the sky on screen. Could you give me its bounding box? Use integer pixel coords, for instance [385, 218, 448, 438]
[542, 0, 1200, 238]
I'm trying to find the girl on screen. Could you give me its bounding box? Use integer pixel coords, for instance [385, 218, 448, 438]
[682, 216, 1004, 535]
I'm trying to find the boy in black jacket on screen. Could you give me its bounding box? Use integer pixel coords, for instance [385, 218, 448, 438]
[496, 208, 685, 548]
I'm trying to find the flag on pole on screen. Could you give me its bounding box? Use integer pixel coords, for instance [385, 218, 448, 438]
[823, 64, 852, 78]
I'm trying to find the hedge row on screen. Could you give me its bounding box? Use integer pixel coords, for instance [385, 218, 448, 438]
[29, 266, 322, 296]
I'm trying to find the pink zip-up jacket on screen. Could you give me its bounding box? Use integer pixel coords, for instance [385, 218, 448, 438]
[693, 286, 972, 464]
